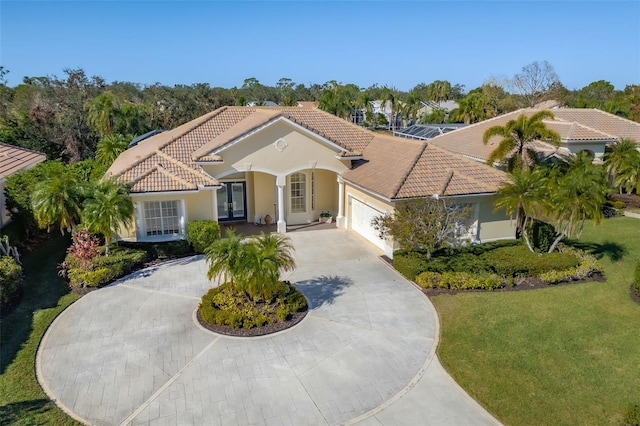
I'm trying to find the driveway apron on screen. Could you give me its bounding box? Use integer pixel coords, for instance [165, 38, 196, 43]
[37, 229, 499, 425]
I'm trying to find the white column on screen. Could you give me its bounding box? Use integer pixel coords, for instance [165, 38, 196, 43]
[276, 175, 286, 233]
[212, 188, 219, 222]
[336, 176, 345, 228]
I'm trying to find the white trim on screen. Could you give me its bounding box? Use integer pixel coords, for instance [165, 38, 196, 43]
[341, 178, 394, 203]
[210, 116, 349, 156]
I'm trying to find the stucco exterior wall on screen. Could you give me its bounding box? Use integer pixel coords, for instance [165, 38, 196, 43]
[201, 121, 350, 179]
[447, 194, 516, 242]
[344, 183, 395, 255]
[251, 172, 276, 222]
[315, 169, 338, 218]
[120, 190, 216, 242]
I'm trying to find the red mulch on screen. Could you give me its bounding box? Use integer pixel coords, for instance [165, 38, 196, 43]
[610, 193, 640, 209]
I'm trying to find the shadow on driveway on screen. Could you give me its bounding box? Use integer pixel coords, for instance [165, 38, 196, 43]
[294, 275, 352, 309]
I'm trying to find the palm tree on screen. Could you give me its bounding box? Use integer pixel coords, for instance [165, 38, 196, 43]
[482, 110, 561, 172]
[82, 179, 133, 255]
[615, 152, 640, 194]
[31, 173, 85, 234]
[206, 229, 245, 290]
[494, 168, 546, 246]
[604, 138, 640, 193]
[84, 92, 122, 136]
[546, 151, 608, 252]
[452, 92, 490, 124]
[242, 233, 296, 301]
[96, 133, 129, 167]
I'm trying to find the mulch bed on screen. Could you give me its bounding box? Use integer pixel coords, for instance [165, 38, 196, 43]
[196, 309, 308, 337]
[610, 193, 640, 209]
[420, 273, 607, 297]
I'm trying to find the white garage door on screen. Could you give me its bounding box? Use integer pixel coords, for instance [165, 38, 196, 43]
[350, 197, 386, 250]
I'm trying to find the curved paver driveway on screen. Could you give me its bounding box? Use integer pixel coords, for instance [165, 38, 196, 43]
[38, 229, 499, 425]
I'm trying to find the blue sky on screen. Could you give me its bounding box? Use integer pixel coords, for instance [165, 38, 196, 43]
[1, 1, 639, 91]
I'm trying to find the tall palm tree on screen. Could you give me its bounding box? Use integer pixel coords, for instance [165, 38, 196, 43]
[243, 232, 296, 301]
[546, 151, 608, 252]
[494, 168, 546, 246]
[603, 138, 640, 193]
[206, 229, 245, 289]
[96, 133, 129, 167]
[31, 173, 85, 234]
[482, 110, 561, 172]
[84, 91, 122, 137]
[82, 179, 133, 255]
[615, 152, 640, 194]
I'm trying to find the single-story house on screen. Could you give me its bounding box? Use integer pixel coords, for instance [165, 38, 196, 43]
[0, 143, 47, 228]
[106, 107, 515, 257]
[428, 108, 640, 164]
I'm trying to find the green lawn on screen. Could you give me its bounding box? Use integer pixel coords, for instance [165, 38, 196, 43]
[431, 217, 640, 425]
[0, 236, 81, 425]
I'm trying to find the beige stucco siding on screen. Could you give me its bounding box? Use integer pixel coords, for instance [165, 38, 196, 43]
[251, 172, 276, 222]
[201, 121, 350, 179]
[448, 194, 516, 242]
[315, 169, 338, 218]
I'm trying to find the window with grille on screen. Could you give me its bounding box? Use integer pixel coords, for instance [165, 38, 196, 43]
[144, 201, 180, 236]
[290, 173, 306, 213]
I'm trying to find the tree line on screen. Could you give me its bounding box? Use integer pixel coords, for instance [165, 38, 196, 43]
[1, 62, 638, 166]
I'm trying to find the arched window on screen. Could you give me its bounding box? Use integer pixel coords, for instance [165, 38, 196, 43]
[290, 173, 306, 213]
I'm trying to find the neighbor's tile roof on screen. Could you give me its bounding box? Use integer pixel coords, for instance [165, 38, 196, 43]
[429, 108, 640, 162]
[108, 106, 506, 198]
[0, 143, 46, 179]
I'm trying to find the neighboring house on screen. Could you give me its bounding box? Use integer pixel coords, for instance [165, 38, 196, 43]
[0, 143, 46, 228]
[369, 100, 403, 129]
[297, 101, 318, 109]
[394, 123, 466, 141]
[106, 106, 515, 257]
[428, 108, 640, 164]
[416, 100, 459, 118]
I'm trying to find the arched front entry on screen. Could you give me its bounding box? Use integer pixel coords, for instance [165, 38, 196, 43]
[231, 168, 341, 232]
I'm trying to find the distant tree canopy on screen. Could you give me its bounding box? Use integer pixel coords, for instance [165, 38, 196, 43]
[0, 65, 638, 166]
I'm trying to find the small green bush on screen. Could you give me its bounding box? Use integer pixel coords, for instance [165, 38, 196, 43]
[624, 404, 640, 426]
[445, 253, 489, 273]
[120, 239, 192, 257]
[527, 220, 556, 253]
[198, 281, 307, 330]
[416, 271, 503, 290]
[612, 200, 626, 210]
[481, 245, 580, 277]
[634, 259, 640, 298]
[433, 239, 520, 257]
[539, 248, 602, 284]
[393, 253, 433, 280]
[186, 220, 221, 253]
[65, 247, 148, 288]
[0, 256, 22, 307]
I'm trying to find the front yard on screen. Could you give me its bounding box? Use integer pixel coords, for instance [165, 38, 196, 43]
[431, 217, 640, 425]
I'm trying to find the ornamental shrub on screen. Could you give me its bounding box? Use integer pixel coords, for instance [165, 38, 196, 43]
[187, 220, 221, 253]
[481, 245, 580, 277]
[393, 253, 435, 280]
[65, 247, 147, 288]
[0, 256, 22, 308]
[539, 248, 601, 284]
[527, 220, 556, 253]
[415, 271, 503, 290]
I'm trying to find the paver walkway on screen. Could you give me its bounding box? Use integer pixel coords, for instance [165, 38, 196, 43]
[37, 229, 500, 425]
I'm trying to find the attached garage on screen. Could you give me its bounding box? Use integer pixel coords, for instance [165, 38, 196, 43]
[349, 196, 386, 251]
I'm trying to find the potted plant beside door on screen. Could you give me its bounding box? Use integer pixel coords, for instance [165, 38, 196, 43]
[319, 211, 333, 223]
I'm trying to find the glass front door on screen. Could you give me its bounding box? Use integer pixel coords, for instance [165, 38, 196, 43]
[217, 182, 246, 221]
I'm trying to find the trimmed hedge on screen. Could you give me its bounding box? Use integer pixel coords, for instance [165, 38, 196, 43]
[634, 259, 640, 298]
[186, 220, 221, 253]
[120, 239, 192, 257]
[480, 245, 580, 277]
[416, 271, 503, 290]
[0, 256, 22, 308]
[199, 281, 307, 329]
[65, 247, 148, 288]
[539, 248, 602, 284]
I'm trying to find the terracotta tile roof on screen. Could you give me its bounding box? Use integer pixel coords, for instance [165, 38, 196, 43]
[297, 101, 317, 109]
[342, 135, 507, 199]
[551, 108, 640, 141]
[108, 106, 505, 198]
[543, 121, 617, 141]
[429, 108, 640, 162]
[108, 106, 374, 192]
[0, 143, 46, 179]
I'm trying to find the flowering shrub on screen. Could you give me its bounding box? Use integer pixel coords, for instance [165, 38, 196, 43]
[66, 228, 101, 271]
